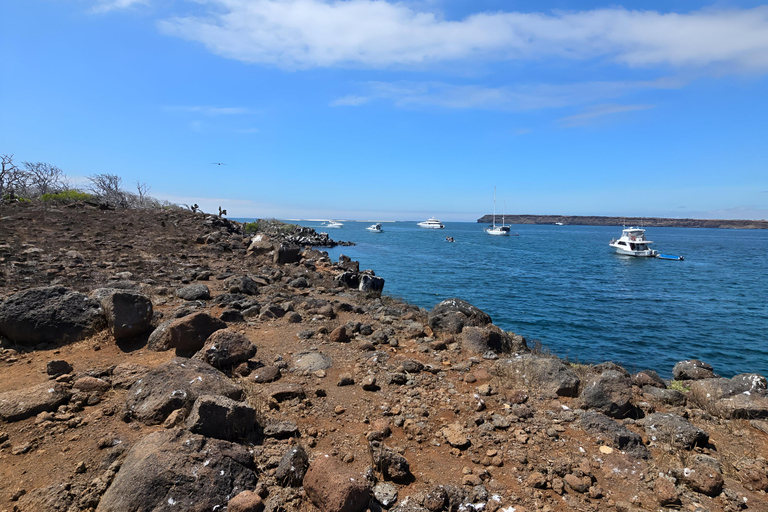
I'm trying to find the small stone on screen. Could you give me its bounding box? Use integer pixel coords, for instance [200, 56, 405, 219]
[373, 482, 398, 508]
[361, 375, 378, 391]
[75, 461, 87, 474]
[337, 373, 355, 386]
[599, 446, 613, 454]
[335, 405, 346, 415]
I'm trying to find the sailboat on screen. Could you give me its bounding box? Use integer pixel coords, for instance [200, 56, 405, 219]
[486, 187, 511, 236]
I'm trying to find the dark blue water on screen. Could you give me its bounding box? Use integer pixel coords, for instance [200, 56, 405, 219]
[261, 221, 768, 378]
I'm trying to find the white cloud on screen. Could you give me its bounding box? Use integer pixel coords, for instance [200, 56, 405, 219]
[156, 1, 768, 72]
[331, 77, 680, 111]
[91, 0, 148, 14]
[557, 103, 655, 127]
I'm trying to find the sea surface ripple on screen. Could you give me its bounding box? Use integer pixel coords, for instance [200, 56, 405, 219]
[286, 221, 767, 379]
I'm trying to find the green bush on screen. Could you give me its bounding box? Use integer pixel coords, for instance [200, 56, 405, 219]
[41, 189, 95, 203]
[243, 221, 259, 234]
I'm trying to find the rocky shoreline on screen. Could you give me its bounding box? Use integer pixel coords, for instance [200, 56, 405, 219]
[476, 215, 768, 230]
[1, 201, 767, 512]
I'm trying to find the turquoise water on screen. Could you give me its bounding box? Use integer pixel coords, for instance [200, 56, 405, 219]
[267, 221, 767, 378]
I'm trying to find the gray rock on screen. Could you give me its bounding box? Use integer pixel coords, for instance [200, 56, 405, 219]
[633, 370, 666, 388]
[0, 382, 70, 422]
[97, 289, 154, 340]
[370, 441, 412, 482]
[263, 383, 305, 402]
[293, 351, 332, 372]
[689, 374, 768, 419]
[428, 298, 492, 334]
[259, 303, 286, 320]
[47, 359, 73, 377]
[579, 370, 636, 418]
[497, 355, 580, 397]
[335, 272, 360, 289]
[672, 359, 717, 381]
[289, 277, 309, 288]
[194, 328, 257, 370]
[274, 244, 301, 264]
[263, 419, 300, 439]
[642, 386, 687, 407]
[147, 312, 227, 353]
[373, 482, 399, 508]
[580, 411, 649, 459]
[0, 286, 104, 346]
[275, 445, 309, 487]
[124, 357, 243, 425]
[185, 394, 257, 442]
[359, 275, 385, 294]
[253, 365, 281, 383]
[96, 429, 256, 512]
[225, 276, 260, 295]
[461, 325, 522, 354]
[638, 412, 709, 449]
[176, 283, 211, 301]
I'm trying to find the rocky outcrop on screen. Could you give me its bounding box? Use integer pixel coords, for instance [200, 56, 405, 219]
[638, 413, 709, 449]
[673, 359, 718, 380]
[146, 311, 226, 353]
[124, 357, 243, 425]
[428, 298, 492, 334]
[96, 429, 257, 512]
[0, 286, 104, 346]
[689, 374, 768, 418]
[185, 394, 258, 442]
[579, 370, 636, 418]
[580, 411, 649, 459]
[0, 382, 70, 422]
[496, 355, 580, 397]
[193, 328, 257, 371]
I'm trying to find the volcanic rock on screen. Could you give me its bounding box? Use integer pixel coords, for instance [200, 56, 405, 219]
[146, 311, 226, 353]
[0, 382, 70, 422]
[303, 454, 370, 512]
[194, 328, 257, 370]
[428, 298, 492, 334]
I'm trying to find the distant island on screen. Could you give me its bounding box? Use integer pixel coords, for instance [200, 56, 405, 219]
[477, 214, 768, 229]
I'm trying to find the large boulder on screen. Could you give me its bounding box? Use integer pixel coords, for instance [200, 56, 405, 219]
[274, 244, 301, 264]
[275, 445, 310, 487]
[638, 413, 709, 450]
[0, 382, 70, 422]
[689, 374, 768, 419]
[124, 357, 243, 425]
[225, 276, 260, 295]
[359, 275, 385, 294]
[428, 298, 492, 334]
[580, 411, 649, 459]
[579, 370, 636, 419]
[94, 289, 154, 340]
[193, 329, 257, 370]
[461, 325, 525, 354]
[96, 430, 256, 512]
[147, 312, 227, 353]
[185, 395, 258, 442]
[304, 454, 370, 512]
[0, 286, 104, 346]
[496, 355, 580, 397]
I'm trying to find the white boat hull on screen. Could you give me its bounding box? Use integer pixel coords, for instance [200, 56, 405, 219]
[486, 227, 510, 236]
[609, 243, 657, 257]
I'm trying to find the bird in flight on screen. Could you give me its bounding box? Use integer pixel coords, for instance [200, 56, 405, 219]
[211, 162, 226, 166]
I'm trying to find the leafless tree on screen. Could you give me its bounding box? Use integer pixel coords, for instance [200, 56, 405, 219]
[1, 154, 27, 198]
[136, 181, 151, 208]
[23, 161, 66, 197]
[88, 173, 127, 207]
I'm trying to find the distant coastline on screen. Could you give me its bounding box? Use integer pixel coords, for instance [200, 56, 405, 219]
[477, 214, 768, 229]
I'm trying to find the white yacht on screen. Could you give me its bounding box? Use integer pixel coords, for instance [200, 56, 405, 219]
[609, 227, 658, 257]
[418, 217, 444, 229]
[366, 223, 382, 232]
[322, 220, 343, 228]
[486, 187, 511, 236]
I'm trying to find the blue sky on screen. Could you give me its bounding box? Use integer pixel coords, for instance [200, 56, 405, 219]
[2, 0, 767, 221]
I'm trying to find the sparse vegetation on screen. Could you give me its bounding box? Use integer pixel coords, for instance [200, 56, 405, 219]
[41, 189, 96, 204]
[669, 380, 691, 392]
[243, 221, 259, 234]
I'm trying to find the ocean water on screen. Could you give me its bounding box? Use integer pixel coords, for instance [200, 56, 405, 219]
[271, 221, 767, 379]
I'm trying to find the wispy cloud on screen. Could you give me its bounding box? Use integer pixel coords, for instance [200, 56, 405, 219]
[156, 2, 768, 72]
[165, 106, 254, 115]
[331, 77, 680, 111]
[91, 0, 148, 14]
[558, 103, 655, 127]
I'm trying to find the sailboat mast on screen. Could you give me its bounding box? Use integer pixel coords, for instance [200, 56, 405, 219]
[493, 186, 497, 228]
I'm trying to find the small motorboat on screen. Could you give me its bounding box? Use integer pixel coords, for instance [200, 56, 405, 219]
[418, 217, 445, 229]
[322, 220, 343, 228]
[656, 254, 685, 261]
[445, 236, 455, 242]
[366, 223, 383, 233]
[609, 227, 657, 257]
